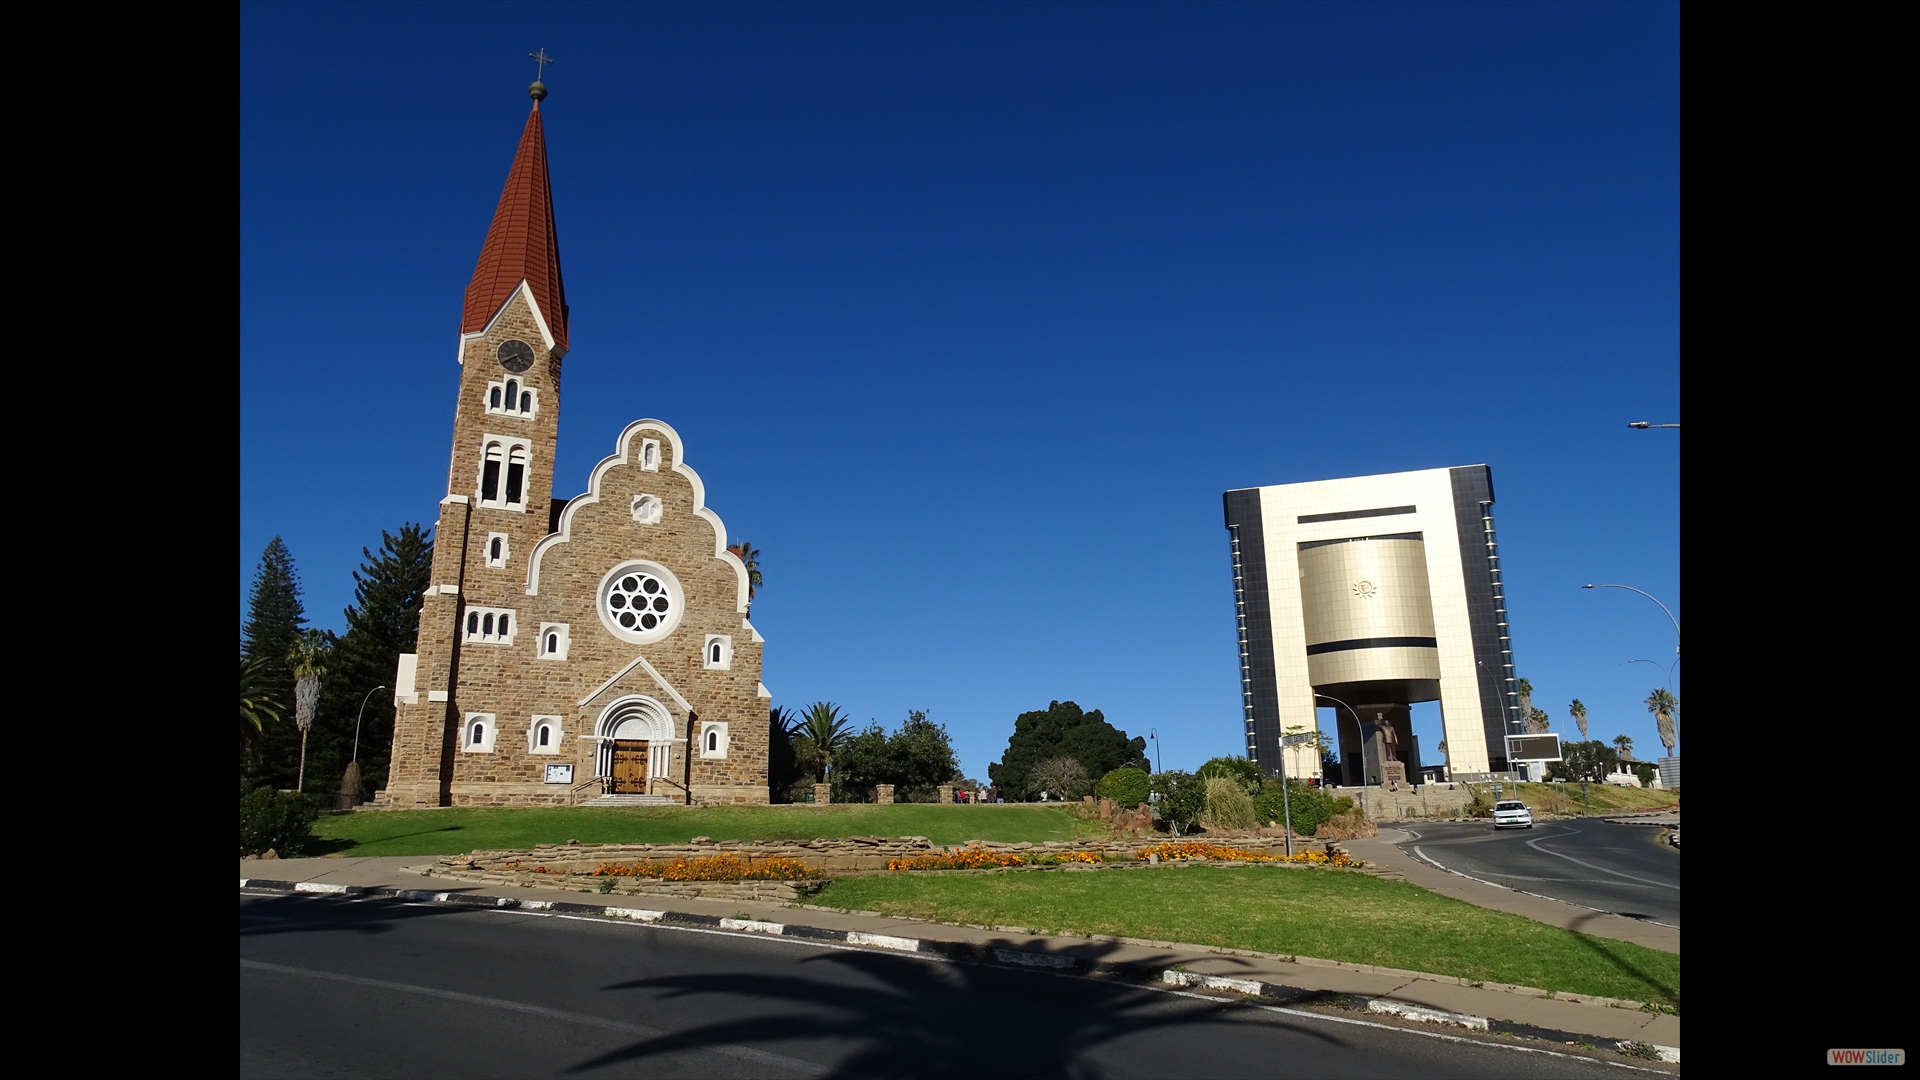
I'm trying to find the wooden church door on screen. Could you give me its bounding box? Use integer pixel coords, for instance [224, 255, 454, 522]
[611, 740, 650, 794]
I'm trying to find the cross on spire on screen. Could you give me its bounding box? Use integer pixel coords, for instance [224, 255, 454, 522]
[530, 49, 555, 80]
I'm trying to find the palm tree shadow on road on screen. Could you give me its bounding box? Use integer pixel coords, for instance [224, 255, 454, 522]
[568, 939, 1350, 1078]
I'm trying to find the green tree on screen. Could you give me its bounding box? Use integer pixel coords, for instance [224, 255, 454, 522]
[1645, 689, 1678, 756]
[310, 525, 434, 799]
[796, 702, 853, 783]
[241, 537, 307, 786]
[1569, 699, 1589, 739]
[1196, 756, 1263, 794]
[1253, 779, 1351, 837]
[1612, 733, 1635, 761]
[1547, 740, 1618, 783]
[1528, 707, 1552, 734]
[989, 701, 1148, 801]
[1515, 677, 1535, 727]
[830, 711, 964, 802]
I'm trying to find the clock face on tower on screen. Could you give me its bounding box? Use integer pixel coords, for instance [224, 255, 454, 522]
[496, 340, 536, 373]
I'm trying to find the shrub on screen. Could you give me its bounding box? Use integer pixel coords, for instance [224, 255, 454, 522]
[1150, 770, 1208, 835]
[239, 784, 319, 857]
[1463, 783, 1495, 818]
[1253, 780, 1344, 837]
[1203, 776, 1259, 831]
[1632, 762, 1657, 788]
[1097, 767, 1150, 808]
[1195, 756, 1263, 794]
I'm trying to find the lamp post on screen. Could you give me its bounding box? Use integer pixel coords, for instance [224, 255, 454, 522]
[1148, 729, 1162, 774]
[1314, 693, 1366, 786]
[1582, 583, 1680, 656]
[1627, 422, 1680, 429]
[352, 685, 387, 764]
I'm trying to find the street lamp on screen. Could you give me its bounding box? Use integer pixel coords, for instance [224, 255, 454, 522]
[1627, 422, 1680, 429]
[1627, 657, 1682, 760]
[352, 685, 387, 764]
[1314, 693, 1365, 786]
[1582, 583, 1680, 656]
[1148, 729, 1162, 774]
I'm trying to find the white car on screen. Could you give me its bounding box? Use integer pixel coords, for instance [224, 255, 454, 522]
[1492, 800, 1534, 829]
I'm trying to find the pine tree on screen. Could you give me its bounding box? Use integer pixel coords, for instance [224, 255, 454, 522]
[311, 525, 434, 799]
[241, 537, 307, 786]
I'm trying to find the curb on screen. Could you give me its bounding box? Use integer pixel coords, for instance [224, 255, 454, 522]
[241, 878, 1677, 1063]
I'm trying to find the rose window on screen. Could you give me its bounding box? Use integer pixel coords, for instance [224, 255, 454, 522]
[607, 571, 673, 631]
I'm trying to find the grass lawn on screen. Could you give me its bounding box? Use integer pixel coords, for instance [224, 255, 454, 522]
[311, 804, 1095, 856]
[1513, 782, 1679, 816]
[814, 867, 1680, 1008]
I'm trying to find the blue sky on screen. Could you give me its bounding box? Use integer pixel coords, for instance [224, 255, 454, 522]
[240, 2, 1679, 780]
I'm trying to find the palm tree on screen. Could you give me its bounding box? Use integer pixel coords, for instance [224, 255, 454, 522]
[1515, 677, 1534, 722]
[287, 630, 335, 793]
[240, 657, 284, 754]
[1527, 707, 1551, 734]
[1569, 699, 1588, 739]
[1645, 688, 1678, 756]
[796, 702, 852, 783]
[1612, 733, 1635, 761]
[726, 540, 763, 604]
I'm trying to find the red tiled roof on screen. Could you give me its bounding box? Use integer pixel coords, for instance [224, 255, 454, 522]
[462, 104, 568, 354]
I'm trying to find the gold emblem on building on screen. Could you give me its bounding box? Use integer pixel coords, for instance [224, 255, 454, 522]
[1353, 580, 1377, 599]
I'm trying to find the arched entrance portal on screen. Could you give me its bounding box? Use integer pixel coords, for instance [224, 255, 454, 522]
[595, 696, 678, 795]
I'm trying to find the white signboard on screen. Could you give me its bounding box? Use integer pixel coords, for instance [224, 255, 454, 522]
[543, 763, 575, 785]
[1280, 732, 1316, 748]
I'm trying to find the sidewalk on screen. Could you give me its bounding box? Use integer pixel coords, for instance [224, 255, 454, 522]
[1345, 831, 1680, 955]
[241, 855, 1679, 1055]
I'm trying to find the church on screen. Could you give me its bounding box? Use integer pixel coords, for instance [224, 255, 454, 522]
[378, 81, 771, 808]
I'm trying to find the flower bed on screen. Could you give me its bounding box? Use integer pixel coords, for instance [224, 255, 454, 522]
[522, 853, 821, 881]
[885, 849, 1110, 871]
[1135, 841, 1353, 867]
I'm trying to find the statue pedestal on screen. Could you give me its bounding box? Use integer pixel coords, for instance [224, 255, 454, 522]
[1380, 760, 1408, 790]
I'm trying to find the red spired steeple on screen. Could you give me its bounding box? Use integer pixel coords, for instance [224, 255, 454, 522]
[463, 93, 568, 355]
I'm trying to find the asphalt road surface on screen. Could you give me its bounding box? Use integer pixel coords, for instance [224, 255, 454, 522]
[241, 893, 1643, 1078]
[1393, 820, 1680, 927]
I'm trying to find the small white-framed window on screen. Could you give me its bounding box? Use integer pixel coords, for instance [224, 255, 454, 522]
[529, 714, 562, 754]
[703, 634, 733, 671]
[463, 713, 496, 753]
[640, 438, 660, 471]
[486, 532, 510, 568]
[463, 607, 519, 646]
[631, 493, 662, 524]
[537, 622, 570, 660]
[699, 721, 730, 759]
[484, 379, 538, 418]
[477, 435, 533, 511]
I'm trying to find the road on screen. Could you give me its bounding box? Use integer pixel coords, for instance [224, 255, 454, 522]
[1392, 820, 1680, 927]
[241, 893, 1643, 1078]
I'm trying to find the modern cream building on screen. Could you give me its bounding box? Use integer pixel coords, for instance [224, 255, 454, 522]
[1223, 466, 1524, 785]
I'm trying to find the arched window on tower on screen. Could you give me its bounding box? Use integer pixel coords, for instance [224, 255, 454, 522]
[485, 380, 538, 418]
[480, 443, 503, 503]
[520, 390, 532, 412]
[467, 612, 479, 635]
[489, 386, 502, 409]
[490, 537, 503, 562]
[546, 631, 559, 654]
[706, 730, 719, 753]
[505, 447, 527, 507]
